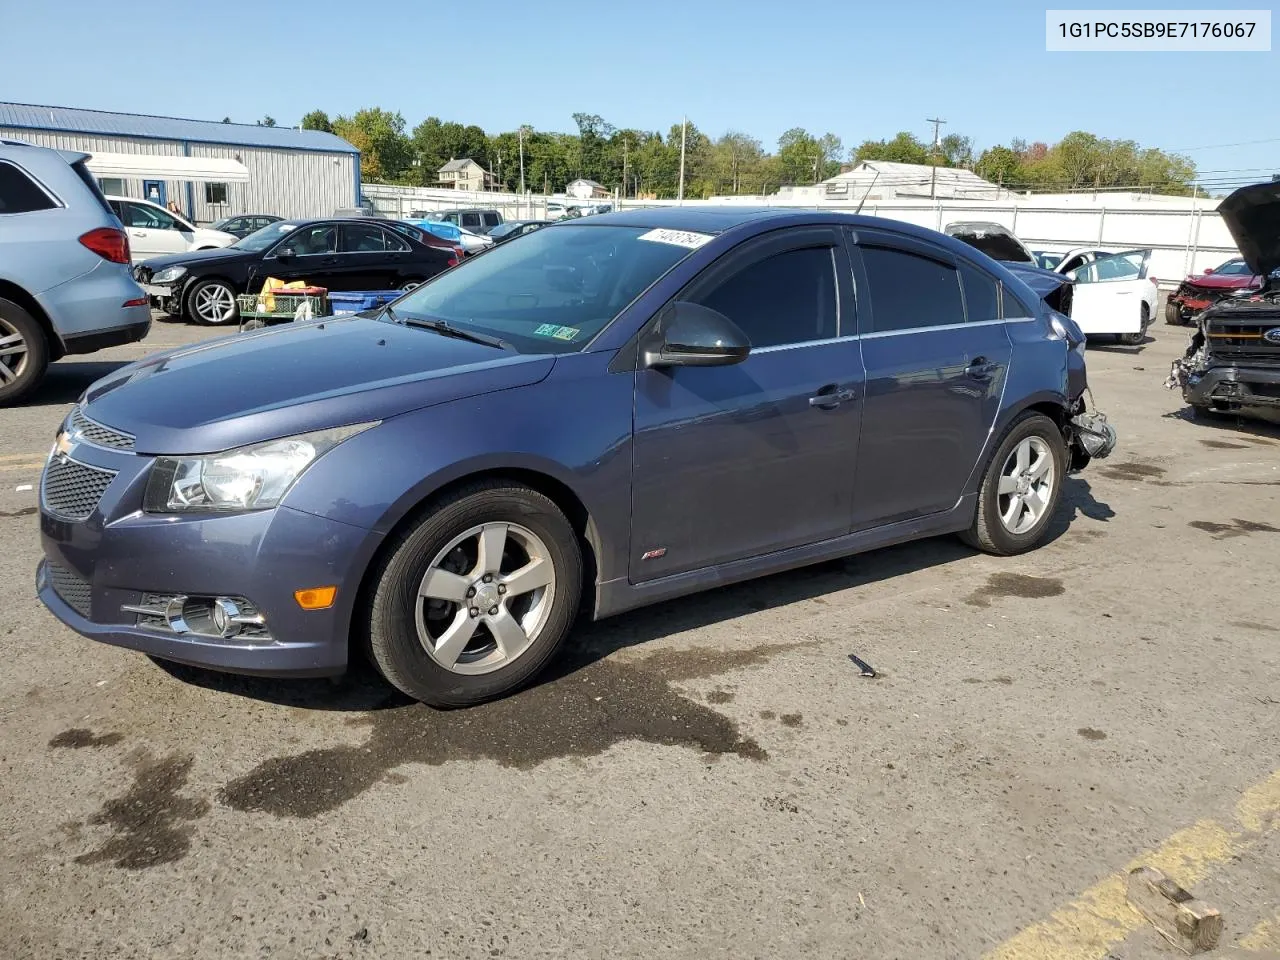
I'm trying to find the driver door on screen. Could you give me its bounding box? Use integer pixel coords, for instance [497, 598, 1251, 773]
[1068, 249, 1152, 336]
[119, 201, 191, 259]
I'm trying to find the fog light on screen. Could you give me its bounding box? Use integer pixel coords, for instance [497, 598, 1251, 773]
[209, 598, 243, 638]
[295, 586, 337, 610]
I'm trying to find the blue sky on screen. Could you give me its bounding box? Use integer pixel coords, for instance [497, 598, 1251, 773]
[5, 0, 1276, 184]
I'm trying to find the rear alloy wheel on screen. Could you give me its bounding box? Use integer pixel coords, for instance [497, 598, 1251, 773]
[366, 482, 582, 707]
[962, 412, 1066, 555]
[1165, 300, 1184, 326]
[186, 279, 238, 325]
[397, 279, 423, 292]
[1118, 303, 1148, 345]
[0, 297, 49, 406]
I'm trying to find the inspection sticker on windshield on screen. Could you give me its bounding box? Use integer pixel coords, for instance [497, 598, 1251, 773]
[533, 323, 581, 342]
[637, 228, 713, 249]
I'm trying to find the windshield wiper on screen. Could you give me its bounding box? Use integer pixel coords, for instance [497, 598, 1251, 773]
[384, 306, 509, 350]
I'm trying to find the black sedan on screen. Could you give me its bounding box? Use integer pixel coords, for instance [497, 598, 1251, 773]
[487, 220, 553, 245]
[135, 219, 458, 324]
[211, 214, 284, 238]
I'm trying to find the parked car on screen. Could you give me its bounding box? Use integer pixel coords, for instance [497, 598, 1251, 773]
[1166, 257, 1265, 325]
[1061, 249, 1158, 345]
[944, 221, 1036, 263]
[211, 214, 283, 239]
[457, 227, 495, 255]
[1033, 247, 1115, 275]
[0, 139, 150, 405]
[546, 201, 612, 221]
[134, 218, 457, 324]
[1168, 182, 1280, 420]
[37, 208, 1114, 707]
[487, 220, 552, 244]
[413, 208, 503, 235]
[105, 196, 237, 262]
[386, 220, 466, 263]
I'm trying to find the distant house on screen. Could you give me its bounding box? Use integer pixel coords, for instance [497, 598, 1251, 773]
[438, 157, 498, 191]
[566, 178, 611, 200]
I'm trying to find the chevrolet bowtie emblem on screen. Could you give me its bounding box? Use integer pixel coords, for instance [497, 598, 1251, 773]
[53, 430, 76, 459]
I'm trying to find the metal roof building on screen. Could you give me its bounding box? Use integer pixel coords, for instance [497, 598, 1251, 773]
[0, 102, 361, 222]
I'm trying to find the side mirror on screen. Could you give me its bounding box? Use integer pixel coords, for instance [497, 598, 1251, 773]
[276, 246, 296, 259]
[1203, 268, 1213, 274]
[642, 301, 751, 368]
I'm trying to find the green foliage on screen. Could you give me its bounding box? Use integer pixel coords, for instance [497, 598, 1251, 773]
[258, 116, 276, 127]
[974, 131, 1196, 194]
[333, 108, 412, 182]
[300, 110, 333, 133]
[853, 131, 931, 165]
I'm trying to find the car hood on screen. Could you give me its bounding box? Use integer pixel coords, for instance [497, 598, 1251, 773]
[1182, 272, 1259, 289]
[138, 246, 254, 272]
[80, 316, 555, 455]
[194, 227, 238, 247]
[1217, 182, 1280, 277]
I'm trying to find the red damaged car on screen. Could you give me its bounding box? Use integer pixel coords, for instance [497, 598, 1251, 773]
[1166, 257, 1264, 325]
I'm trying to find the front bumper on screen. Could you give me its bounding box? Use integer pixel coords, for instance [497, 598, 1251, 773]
[1182, 363, 1280, 411]
[35, 438, 382, 677]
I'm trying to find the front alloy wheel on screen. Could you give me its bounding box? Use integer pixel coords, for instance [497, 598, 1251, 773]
[366, 481, 582, 707]
[962, 411, 1066, 555]
[187, 280, 238, 325]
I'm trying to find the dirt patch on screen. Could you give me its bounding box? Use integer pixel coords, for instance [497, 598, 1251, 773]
[763, 796, 799, 814]
[0, 507, 37, 519]
[779, 713, 803, 728]
[1098, 461, 1166, 482]
[1077, 728, 1107, 741]
[74, 750, 210, 869]
[966, 573, 1065, 608]
[1199, 439, 1249, 450]
[1189, 519, 1280, 540]
[1230, 620, 1278, 633]
[50, 729, 124, 749]
[705, 689, 735, 705]
[218, 645, 789, 820]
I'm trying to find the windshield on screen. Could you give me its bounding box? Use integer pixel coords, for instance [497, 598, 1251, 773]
[1035, 252, 1063, 270]
[389, 224, 696, 354]
[1212, 259, 1253, 276]
[233, 221, 298, 251]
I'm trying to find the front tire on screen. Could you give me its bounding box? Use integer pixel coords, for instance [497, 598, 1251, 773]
[1165, 300, 1184, 326]
[365, 481, 582, 708]
[0, 297, 50, 406]
[962, 412, 1067, 556]
[397, 279, 423, 292]
[185, 279, 238, 325]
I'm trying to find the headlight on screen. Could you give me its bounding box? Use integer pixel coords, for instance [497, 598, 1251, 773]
[144, 423, 376, 513]
[151, 266, 188, 284]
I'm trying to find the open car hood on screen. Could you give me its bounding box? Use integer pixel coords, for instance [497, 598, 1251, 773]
[944, 221, 1036, 264]
[1217, 182, 1280, 277]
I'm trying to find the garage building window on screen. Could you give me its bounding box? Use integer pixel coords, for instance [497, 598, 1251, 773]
[97, 177, 126, 197]
[204, 182, 228, 204]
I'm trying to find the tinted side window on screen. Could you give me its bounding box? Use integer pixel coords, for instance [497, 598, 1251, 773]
[860, 246, 965, 333]
[483, 212, 500, 227]
[0, 162, 57, 214]
[342, 223, 388, 252]
[288, 224, 339, 255]
[958, 262, 1000, 323]
[460, 213, 482, 229]
[697, 247, 837, 348]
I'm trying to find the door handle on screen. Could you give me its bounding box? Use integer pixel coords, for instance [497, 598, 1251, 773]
[320, 256, 340, 265]
[967, 358, 999, 380]
[809, 385, 857, 409]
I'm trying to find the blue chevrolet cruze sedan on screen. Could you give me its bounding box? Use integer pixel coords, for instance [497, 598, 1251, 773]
[37, 208, 1113, 707]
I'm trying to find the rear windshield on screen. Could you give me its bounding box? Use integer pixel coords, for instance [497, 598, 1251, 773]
[390, 224, 696, 354]
[69, 160, 117, 218]
[949, 229, 1033, 263]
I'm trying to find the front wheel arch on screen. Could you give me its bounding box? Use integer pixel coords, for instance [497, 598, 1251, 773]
[183, 276, 240, 323]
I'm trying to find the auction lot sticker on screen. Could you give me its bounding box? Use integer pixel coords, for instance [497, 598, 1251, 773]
[1046, 9, 1271, 50]
[638, 228, 714, 249]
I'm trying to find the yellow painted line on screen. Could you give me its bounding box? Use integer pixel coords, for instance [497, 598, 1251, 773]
[1239, 909, 1280, 951]
[985, 770, 1280, 960]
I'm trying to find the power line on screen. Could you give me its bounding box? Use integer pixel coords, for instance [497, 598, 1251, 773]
[1168, 136, 1280, 152]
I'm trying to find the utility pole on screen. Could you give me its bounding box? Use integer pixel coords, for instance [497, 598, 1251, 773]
[518, 125, 526, 196]
[622, 135, 628, 200]
[677, 116, 687, 204]
[927, 116, 947, 199]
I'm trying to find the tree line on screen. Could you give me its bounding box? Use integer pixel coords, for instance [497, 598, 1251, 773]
[291, 108, 1197, 198]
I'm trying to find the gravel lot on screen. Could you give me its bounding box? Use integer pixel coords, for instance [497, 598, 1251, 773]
[1, 310, 1278, 960]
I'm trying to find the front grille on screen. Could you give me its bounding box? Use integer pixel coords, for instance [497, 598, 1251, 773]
[41, 456, 116, 521]
[46, 562, 93, 618]
[69, 406, 135, 451]
[133, 264, 152, 283]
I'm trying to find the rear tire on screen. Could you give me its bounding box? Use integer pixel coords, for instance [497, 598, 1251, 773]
[961, 412, 1067, 556]
[0, 297, 50, 407]
[1118, 303, 1148, 345]
[1165, 300, 1183, 326]
[365, 481, 582, 708]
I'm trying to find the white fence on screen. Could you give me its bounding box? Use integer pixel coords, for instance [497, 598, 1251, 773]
[361, 183, 1239, 284]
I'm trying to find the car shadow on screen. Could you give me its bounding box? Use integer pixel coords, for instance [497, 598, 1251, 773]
[151, 484, 1108, 711]
[1162, 406, 1280, 437]
[1087, 336, 1151, 351]
[20, 360, 129, 407]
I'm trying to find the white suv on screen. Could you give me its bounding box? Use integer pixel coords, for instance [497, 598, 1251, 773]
[105, 196, 236, 262]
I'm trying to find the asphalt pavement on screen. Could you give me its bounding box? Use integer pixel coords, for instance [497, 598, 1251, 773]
[1, 310, 1278, 960]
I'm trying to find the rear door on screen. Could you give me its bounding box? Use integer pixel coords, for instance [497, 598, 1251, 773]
[338, 223, 407, 288]
[1068, 248, 1152, 336]
[847, 229, 1013, 530]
